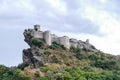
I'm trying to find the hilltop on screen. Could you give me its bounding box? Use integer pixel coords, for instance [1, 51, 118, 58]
[0, 25, 120, 80]
[22, 24, 99, 68]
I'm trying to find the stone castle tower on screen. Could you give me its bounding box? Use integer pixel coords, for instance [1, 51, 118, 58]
[32, 25, 51, 46]
[31, 25, 70, 48]
[44, 31, 51, 45]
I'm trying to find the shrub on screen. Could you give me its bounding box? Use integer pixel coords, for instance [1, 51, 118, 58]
[1, 69, 31, 80]
[49, 41, 66, 50]
[70, 46, 80, 53]
[70, 46, 76, 52]
[76, 52, 88, 60]
[60, 45, 66, 50]
[13, 69, 31, 80]
[31, 38, 45, 48]
[93, 59, 118, 70]
[63, 72, 72, 80]
[49, 41, 60, 49]
[61, 53, 67, 59]
[34, 71, 40, 78]
[17, 63, 29, 70]
[38, 77, 47, 80]
[40, 67, 48, 72]
[82, 48, 88, 52]
[88, 54, 99, 61]
[51, 55, 60, 63]
[0, 65, 9, 75]
[43, 50, 51, 56]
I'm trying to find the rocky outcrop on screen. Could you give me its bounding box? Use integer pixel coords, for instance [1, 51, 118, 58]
[23, 46, 44, 68]
[23, 28, 45, 68]
[22, 25, 99, 68]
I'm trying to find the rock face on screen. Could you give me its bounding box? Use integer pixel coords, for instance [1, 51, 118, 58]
[23, 26, 45, 68]
[22, 25, 99, 68]
[23, 47, 44, 68]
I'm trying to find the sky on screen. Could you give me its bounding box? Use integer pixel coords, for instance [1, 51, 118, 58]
[0, 0, 120, 66]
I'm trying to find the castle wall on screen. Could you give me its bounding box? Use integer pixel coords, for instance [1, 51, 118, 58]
[69, 38, 78, 48]
[51, 34, 60, 43]
[33, 31, 44, 39]
[77, 40, 84, 48]
[27, 25, 98, 52]
[43, 31, 51, 45]
[59, 36, 70, 49]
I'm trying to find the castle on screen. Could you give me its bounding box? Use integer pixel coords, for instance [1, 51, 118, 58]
[24, 24, 98, 52]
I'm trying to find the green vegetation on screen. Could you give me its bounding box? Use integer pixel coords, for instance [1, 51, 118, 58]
[37, 66, 120, 80]
[31, 38, 45, 48]
[34, 71, 40, 78]
[51, 55, 61, 63]
[0, 65, 31, 80]
[33, 46, 120, 80]
[42, 50, 51, 56]
[17, 63, 29, 70]
[49, 41, 66, 50]
[1, 41, 120, 80]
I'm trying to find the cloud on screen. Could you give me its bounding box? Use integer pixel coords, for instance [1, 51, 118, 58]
[0, 0, 100, 35]
[45, 0, 67, 15]
[79, 2, 120, 55]
[99, 0, 108, 3]
[0, 0, 120, 66]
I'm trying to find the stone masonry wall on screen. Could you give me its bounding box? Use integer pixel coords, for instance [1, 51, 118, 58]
[25, 25, 98, 52]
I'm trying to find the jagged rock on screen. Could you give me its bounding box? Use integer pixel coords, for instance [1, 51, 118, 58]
[23, 47, 44, 68]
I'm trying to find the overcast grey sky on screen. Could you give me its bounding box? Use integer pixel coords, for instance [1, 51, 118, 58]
[0, 0, 120, 66]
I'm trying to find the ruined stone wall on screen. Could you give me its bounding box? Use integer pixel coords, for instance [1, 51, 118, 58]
[59, 36, 70, 49]
[69, 38, 78, 48]
[77, 40, 84, 48]
[51, 34, 60, 43]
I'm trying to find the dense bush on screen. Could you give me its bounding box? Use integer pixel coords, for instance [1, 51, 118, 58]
[88, 53, 119, 70]
[82, 48, 88, 52]
[94, 60, 118, 70]
[88, 53, 99, 61]
[51, 55, 60, 63]
[49, 41, 66, 50]
[69, 46, 76, 52]
[38, 66, 120, 80]
[17, 63, 29, 70]
[0, 65, 9, 75]
[31, 38, 45, 48]
[34, 71, 40, 78]
[43, 50, 51, 56]
[0, 66, 31, 80]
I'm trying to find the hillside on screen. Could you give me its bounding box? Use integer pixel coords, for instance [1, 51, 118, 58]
[0, 25, 120, 80]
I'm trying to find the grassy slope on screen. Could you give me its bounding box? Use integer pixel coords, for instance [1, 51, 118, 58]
[1, 41, 120, 80]
[23, 42, 120, 80]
